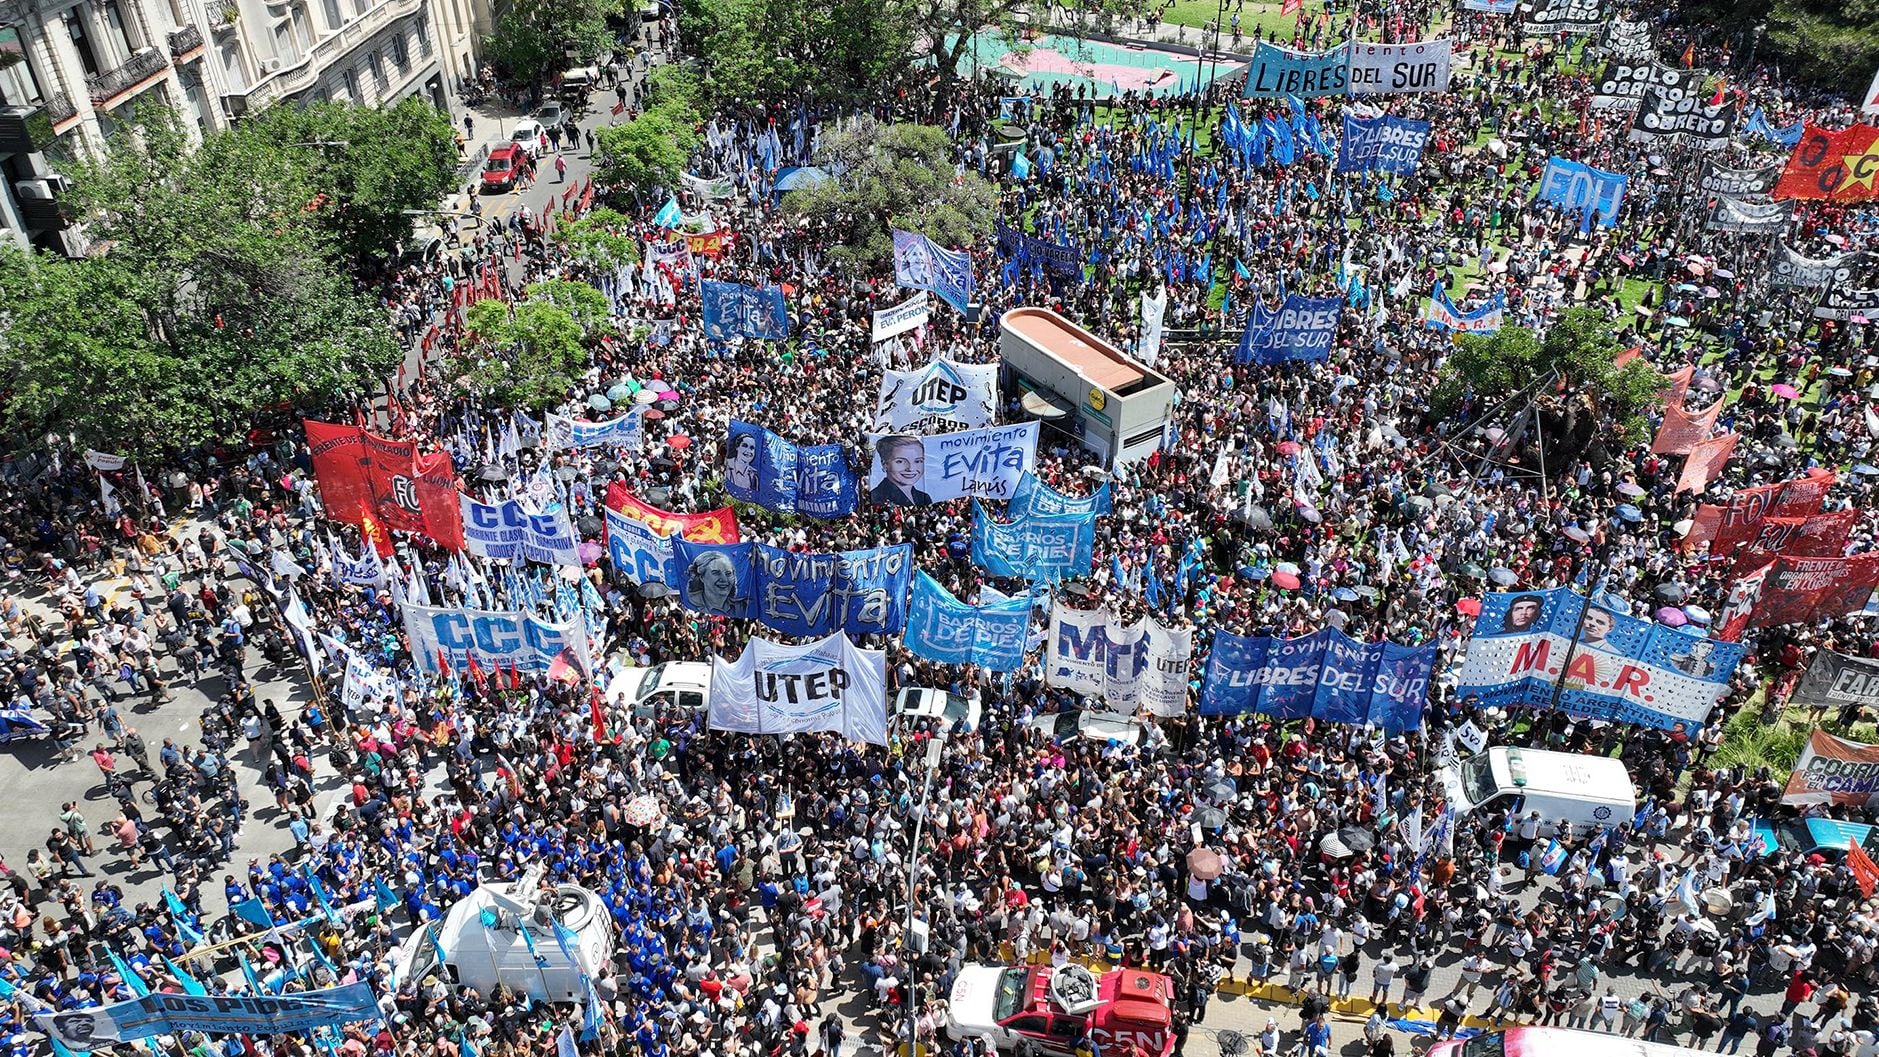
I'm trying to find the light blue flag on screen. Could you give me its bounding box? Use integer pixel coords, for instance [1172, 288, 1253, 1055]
[238, 950, 265, 994]
[1011, 152, 1032, 180]
[557, 1026, 579, 1057]
[374, 877, 401, 913]
[163, 887, 204, 946]
[106, 948, 151, 997]
[164, 955, 210, 996]
[653, 198, 681, 228]
[231, 896, 274, 930]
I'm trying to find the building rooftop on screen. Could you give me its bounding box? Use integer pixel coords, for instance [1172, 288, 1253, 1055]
[1002, 307, 1147, 393]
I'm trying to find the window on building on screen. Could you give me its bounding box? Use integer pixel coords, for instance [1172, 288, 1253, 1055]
[415, 11, 431, 56]
[102, 1, 136, 58]
[320, 0, 342, 31]
[64, 10, 103, 76]
[0, 25, 47, 105]
[341, 66, 357, 100]
[389, 28, 406, 70]
[365, 49, 382, 93]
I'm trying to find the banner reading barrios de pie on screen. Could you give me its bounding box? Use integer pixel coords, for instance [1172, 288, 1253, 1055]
[1783, 729, 1879, 806]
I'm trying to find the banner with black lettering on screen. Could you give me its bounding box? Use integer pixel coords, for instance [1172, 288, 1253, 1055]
[1706, 196, 1789, 233]
[1520, 0, 1606, 34]
[1816, 278, 1879, 321]
[1781, 729, 1879, 806]
[706, 633, 888, 745]
[1697, 161, 1780, 198]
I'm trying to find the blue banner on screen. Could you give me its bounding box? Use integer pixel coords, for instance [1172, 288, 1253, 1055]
[892, 229, 976, 312]
[750, 542, 913, 637]
[1010, 472, 1113, 518]
[903, 571, 1031, 671]
[1243, 42, 1350, 97]
[996, 223, 1083, 276]
[723, 421, 859, 519]
[1455, 587, 1746, 731]
[603, 505, 674, 585]
[1198, 627, 1431, 732]
[969, 502, 1097, 582]
[701, 280, 791, 341]
[37, 982, 385, 1047]
[1335, 114, 1431, 175]
[1535, 157, 1628, 232]
[671, 539, 757, 618]
[1237, 294, 1341, 364]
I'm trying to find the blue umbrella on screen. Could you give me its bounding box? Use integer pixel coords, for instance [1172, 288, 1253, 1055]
[1332, 587, 1360, 602]
[1854, 464, 1879, 476]
[606, 382, 634, 402]
[1615, 504, 1644, 522]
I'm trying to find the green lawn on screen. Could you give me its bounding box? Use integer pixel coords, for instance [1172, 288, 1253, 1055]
[1157, 0, 1301, 38]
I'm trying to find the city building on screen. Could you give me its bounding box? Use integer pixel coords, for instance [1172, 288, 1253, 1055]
[0, 0, 487, 252]
[999, 307, 1179, 467]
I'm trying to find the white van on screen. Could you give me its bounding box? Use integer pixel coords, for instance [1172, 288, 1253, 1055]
[1438, 746, 1636, 837]
[605, 661, 711, 717]
[389, 866, 613, 1002]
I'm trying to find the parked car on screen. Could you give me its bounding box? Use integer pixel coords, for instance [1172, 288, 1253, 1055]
[605, 661, 711, 718]
[535, 101, 565, 128]
[511, 119, 546, 155]
[1024, 709, 1142, 746]
[894, 686, 980, 733]
[481, 144, 523, 191]
[948, 964, 1176, 1057]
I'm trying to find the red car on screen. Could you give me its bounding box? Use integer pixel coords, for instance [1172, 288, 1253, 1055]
[482, 144, 523, 192]
[947, 964, 1176, 1057]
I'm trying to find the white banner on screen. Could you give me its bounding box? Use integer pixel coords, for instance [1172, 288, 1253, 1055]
[1346, 40, 1452, 96]
[1138, 287, 1168, 369]
[866, 422, 1038, 506]
[543, 411, 644, 452]
[1143, 620, 1193, 716]
[83, 449, 128, 472]
[341, 652, 396, 713]
[706, 633, 888, 745]
[1864, 66, 1879, 116]
[871, 292, 931, 343]
[459, 495, 582, 566]
[402, 603, 590, 678]
[1046, 603, 1109, 695]
[871, 356, 1000, 432]
[1102, 619, 1149, 716]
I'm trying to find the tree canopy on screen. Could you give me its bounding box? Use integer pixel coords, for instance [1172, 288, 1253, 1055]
[0, 108, 401, 456]
[452, 281, 612, 409]
[553, 206, 641, 269]
[483, 0, 622, 86]
[1431, 306, 1663, 466]
[594, 73, 701, 197]
[782, 117, 995, 268]
[678, 0, 913, 107]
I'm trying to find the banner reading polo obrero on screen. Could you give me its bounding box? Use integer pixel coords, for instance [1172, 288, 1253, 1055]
[1519, 0, 1604, 31]
[1600, 18, 1653, 58]
[38, 982, 383, 1049]
[303, 421, 466, 551]
[1535, 158, 1627, 230]
[1335, 114, 1431, 176]
[865, 422, 1038, 506]
[970, 501, 1097, 582]
[871, 292, 930, 343]
[1197, 626, 1433, 732]
[1770, 246, 1870, 288]
[1589, 61, 1667, 112]
[1697, 161, 1780, 198]
[707, 632, 888, 745]
[1781, 730, 1879, 806]
[700, 280, 790, 341]
[891, 229, 975, 312]
[1629, 72, 1738, 150]
[1816, 277, 1879, 322]
[873, 357, 999, 432]
[1707, 196, 1789, 234]
[544, 410, 644, 451]
[1454, 587, 1745, 730]
[1346, 40, 1452, 95]
[404, 603, 590, 678]
[903, 571, 1032, 671]
[722, 421, 858, 518]
[1242, 41, 1349, 97]
[459, 497, 581, 566]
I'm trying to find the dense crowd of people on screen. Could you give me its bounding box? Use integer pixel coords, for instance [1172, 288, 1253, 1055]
[0, 4, 1876, 1057]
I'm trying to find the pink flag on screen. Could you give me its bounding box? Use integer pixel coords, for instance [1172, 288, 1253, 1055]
[1676, 432, 1738, 493]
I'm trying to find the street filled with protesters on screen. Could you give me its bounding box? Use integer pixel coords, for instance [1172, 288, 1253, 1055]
[1, 4, 1878, 1057]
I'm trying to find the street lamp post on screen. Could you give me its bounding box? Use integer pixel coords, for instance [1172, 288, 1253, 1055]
[901, 733, 946, 1057]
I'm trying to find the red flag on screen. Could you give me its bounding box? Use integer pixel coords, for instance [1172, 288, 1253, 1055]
[466, 654, 485, 690]
[1650, 400, 1723, 455]
[611, 100, 626, 115]
[1676, 432, 1738, 494]
[1850, 840, 1879, 899]
[589, 689, 609, 742]
[508, 661, 522, 690]
[359, 510, 393, 558]
[1708, 79, 1727, 107]
[1775, 121, 1879, 203]
[435, 648, 451, 676]
[304, 420, 371, 522]
[1680, 42, 1694, 67]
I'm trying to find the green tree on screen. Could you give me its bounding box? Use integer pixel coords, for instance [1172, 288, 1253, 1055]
[680, 0, 912, 107]
[553, 207, 641, 269]
[232, 97, 460, 264]
[1431, 306, 1662, 467]
[483, 0, 622, 86]
[0, 109, 398, 455]
[594, 108, 699, 197]
[782, 117, 995, 268]
[452, 281, 610, 409]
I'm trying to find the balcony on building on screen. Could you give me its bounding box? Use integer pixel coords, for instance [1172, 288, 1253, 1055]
[84, 45, 171, 107]
[0, 101, 56, 155]
[168, 23, 203, 59]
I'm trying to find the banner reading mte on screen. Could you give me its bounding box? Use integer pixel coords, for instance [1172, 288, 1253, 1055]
[40, 984, 382, 1048]
[707, 633, 888, 745]
[1455, 587, 1745, 729]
